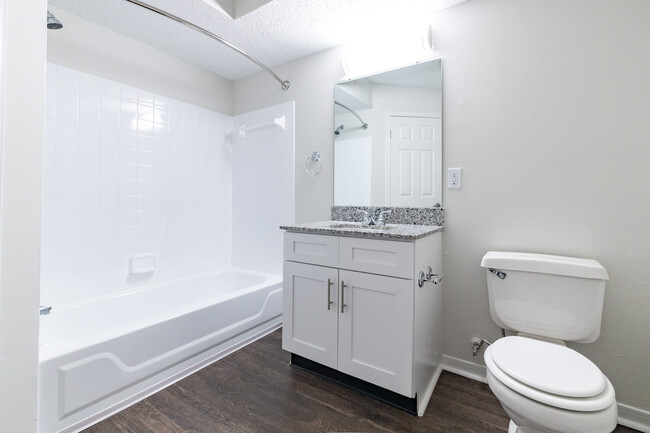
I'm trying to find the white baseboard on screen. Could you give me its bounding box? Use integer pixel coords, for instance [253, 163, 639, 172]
[442, 354, 487, 384]
[441, 355, 649, 432]
[618, 403, 650, 432]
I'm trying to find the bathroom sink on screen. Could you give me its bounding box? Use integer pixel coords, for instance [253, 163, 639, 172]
[328, 223, 394, 231]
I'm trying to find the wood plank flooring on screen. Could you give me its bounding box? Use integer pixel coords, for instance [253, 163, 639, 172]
[84, 329, 638, 433]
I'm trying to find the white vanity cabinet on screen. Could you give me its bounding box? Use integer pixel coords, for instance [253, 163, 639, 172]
[282, 229, 442, 416]
[282, 260, 339, 369]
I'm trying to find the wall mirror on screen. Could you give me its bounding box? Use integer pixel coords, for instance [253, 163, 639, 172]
[334, 59, 442, 207]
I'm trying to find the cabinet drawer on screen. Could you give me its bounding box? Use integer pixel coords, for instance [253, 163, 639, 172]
[339, 237, 414, 278]
[284, 232, 339, 267]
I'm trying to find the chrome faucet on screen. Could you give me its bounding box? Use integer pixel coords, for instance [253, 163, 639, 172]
[374, 210, 391, 225]
[40, 305, 52, 316]
[357, 209, 391, 226]
[357, 209, 372, 225]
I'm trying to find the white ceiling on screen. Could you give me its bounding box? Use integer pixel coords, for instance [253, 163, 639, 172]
[49, 0, 466, 81]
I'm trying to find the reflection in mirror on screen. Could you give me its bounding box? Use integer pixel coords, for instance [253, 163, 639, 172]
[334, 59, 442, 207]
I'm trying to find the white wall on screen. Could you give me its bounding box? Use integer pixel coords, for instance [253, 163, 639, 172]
[0, 0, 46, 430]
[41, 64, 234, 307]
[231, 101, 295, 274]
[234, 0, 650, 417]
[234, 47, 345, 223]
[46, 6, 232, 114]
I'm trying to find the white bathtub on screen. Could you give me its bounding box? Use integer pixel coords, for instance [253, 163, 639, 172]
[38, 268, 283, 433]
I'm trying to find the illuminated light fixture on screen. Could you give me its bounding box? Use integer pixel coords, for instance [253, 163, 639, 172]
[341, 24, 435, 78]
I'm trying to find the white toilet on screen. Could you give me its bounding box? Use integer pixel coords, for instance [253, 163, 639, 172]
[480, 251, 618, 433]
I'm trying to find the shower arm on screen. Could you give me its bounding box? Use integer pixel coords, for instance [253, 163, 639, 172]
[334, 101, 368, 129]
[123, 0, 290, 91]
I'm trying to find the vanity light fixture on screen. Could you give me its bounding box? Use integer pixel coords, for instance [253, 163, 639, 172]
[341, 24, 435, 78]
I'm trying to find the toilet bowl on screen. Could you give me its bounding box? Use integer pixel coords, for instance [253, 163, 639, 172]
[484, 336, 617, 433]
[480, 251, 618, 433]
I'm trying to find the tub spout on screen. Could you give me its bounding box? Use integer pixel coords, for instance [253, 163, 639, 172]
[40, 305, 52, 316]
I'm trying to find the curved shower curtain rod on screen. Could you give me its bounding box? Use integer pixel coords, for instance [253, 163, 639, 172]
[334, 101, 368, 130]
[124, 0, 290, 91]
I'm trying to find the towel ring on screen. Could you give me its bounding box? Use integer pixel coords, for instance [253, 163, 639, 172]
[305, 152, 321, 176]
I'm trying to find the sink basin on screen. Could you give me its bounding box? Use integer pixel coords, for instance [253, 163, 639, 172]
[328, 223, 394, 231]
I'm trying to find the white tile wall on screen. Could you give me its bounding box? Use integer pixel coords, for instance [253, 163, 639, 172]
[41, 64, 235, 307]
[231, 101, 295, 275]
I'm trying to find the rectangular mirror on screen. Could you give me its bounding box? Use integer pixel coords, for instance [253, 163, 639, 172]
[334, 59, 442, 207]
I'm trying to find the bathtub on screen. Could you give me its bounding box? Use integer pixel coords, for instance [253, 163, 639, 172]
[38, 268, 283, 433]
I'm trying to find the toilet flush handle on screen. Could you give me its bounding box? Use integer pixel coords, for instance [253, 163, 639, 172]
[489, 268, 507, 280]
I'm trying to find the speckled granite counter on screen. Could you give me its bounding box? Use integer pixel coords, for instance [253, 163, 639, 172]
[331, 206, 444, 226]
[279, 221, 443, 240]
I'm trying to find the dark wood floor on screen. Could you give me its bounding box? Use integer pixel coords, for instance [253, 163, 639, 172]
[85, 329, 638, 433]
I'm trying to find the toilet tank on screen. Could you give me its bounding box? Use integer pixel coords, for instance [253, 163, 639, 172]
[481, 251, 609, 343]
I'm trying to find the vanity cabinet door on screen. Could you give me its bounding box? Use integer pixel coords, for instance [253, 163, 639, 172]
[337, 270, 414, 396]
[282, 261, 339, 369]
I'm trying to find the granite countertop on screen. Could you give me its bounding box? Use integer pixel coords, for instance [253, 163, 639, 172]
[279, 221, 443, 240]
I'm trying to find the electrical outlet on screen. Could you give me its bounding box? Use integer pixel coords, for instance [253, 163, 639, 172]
[448, 168, 462, 189]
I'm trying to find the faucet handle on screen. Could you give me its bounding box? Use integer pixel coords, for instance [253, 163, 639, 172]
[356, 209, 371, 225]
[376, 209, 392, 225]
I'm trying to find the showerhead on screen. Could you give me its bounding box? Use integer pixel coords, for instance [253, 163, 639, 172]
[334, 125, 344, 136]
[47, 10, 63, 30]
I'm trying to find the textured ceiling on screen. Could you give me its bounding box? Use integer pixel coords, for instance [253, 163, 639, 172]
[49, 0, 467, 81]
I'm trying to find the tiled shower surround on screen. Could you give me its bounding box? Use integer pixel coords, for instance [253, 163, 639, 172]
[41, 63, 294, 307]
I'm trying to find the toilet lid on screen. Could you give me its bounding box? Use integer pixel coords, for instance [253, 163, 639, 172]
[490, 336, 606, 398]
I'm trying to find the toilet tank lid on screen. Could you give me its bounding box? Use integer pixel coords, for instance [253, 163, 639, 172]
[481, 251, 609, 280]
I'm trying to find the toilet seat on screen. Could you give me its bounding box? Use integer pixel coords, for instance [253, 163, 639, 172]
[485, 337, 616, 412]
[491, 336, 606, 397]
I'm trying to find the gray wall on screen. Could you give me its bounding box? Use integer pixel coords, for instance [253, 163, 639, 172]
[234, 0, 650, 413]
[438, 0, 650, 413]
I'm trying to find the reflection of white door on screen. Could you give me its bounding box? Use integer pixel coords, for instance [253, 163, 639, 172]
[389, 116, 442, 207]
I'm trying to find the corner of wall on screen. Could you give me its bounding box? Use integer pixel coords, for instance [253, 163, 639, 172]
[0, 0, 46, 430]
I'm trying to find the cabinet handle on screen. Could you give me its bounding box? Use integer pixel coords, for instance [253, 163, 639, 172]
[341, 281, 347, 313]
[327, 278, 334, 310]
